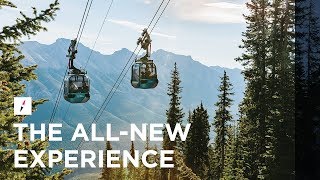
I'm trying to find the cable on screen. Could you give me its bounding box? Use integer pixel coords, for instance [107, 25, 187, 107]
[63, 104, 71, 121]
[58, 0, 115, 124]
[48, 68, 67, 125]
[84, 0, 114, 69]
[92, 0, 167, 127]
[75, 0, 172, 151]
[94, 46, 138, 122]
[92, 1, 172, 123]
[48, 0, 95, 128]
[146, 0, 165, 30]
[76, 0, 91, 40]
[54, 0, 115, 126]
[95, 48, 142, 122]
[75, 47, 140, 150]
[96, 0, 171, 121]
[91, 45, 139, 122]
[76, 0, 94, 49]
[150, 0, 171, 33]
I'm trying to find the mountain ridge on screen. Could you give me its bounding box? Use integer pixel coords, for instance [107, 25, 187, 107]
[19, 38, 245, 177]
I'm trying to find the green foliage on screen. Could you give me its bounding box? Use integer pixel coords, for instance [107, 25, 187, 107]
[150, 145, 162, 180]
[143, 137, 151, 180]
[210, 71, 234, 179]
[222, 125, 243, 180]
[114, 164, 126, 180]
[0, 0, 15, 8]
[0, 0, 72, 179]
[99, 141, 163, 180]
[127, 141, 138, 180]
[174, 150, 201, 180]
[185, 104, 210, 179]
[295, 0, 320, 177]
[162, 62, 184, 180]
[0, 0, 59, 41]
[141, 140, 162, 180]
[235, 0, 295, 179]
[163, 62, 184, 151]
[100, 141, 116, 180]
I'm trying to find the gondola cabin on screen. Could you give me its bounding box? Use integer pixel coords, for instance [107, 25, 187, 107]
[131, 60, 158, 89]
[64, 71, 90, 103]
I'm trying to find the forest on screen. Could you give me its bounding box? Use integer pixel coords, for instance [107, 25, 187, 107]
[98, 0, 295, 179]
[0, 0, 297, 179]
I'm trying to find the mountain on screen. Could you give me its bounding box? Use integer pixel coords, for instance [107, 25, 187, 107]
[19, 38, 245, 177]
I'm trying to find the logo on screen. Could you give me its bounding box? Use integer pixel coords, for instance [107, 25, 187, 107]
[14, 97, 32, 115]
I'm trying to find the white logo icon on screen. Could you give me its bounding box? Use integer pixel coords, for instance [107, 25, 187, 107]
[14, 97, 32, 116]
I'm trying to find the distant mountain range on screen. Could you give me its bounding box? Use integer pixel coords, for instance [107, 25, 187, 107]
[20, 38, 245, 177]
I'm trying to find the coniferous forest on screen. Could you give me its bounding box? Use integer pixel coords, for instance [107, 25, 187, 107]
[1, 0, 309, 179]
[99, 0, 296, 179]
[296, 0, 320, 179]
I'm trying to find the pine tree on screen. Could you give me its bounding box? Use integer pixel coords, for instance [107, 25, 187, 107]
[100, 141, 115, 180]
[222, 123, 243, 180]
[143, 136, 151, 180]
[114, 162, 126, 180]
[174, 150, 201, 180]
[236, 0, 295, 178]
[268, 0, 295, 178]
[127, 141, 138, 180]
[185, 103, 210, 179]
[142, 138, 162, 180]
[151, 145, 162, 180]
[235, 100, 257, 179]
[295, 0, 315, 178]
[235, 0, 271, 178]
[0, 0, 71, 179]
[295, 0, 320, 178]
[162, 62, 184, 180]
[211, 71, 234, 179]
[163, 62, 184, 151]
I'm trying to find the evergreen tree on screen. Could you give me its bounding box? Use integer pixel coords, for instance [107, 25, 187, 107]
[100, 141, 115, 180]
[236, 0, 270, 178]
[142, 138, 162, 180]
[208, 144, 217, 180]
[296, 0, 320, 178]
[127, 141, 138, 180]
[268, 0, 295, 178]
[185, 103, 210, 179]
[162, 62, 184, 180]
[151, 145, 162, 180]
[143, 136, 151, 180]
[114, 162, 126, 180]
[295, 0, 314, 178]
[222, 123, 243, 180]
[236, 0, 295, 178]
[174, 150, 201, 180]
[0, 0, 71, 179]
[211, 71, 234, 179]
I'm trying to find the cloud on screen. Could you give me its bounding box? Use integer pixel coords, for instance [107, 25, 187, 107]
[204, 2, 243, 9]
[108, 19, 176, 39]
[152, 32, 176, 39]
[144, 0, 152, 4]
[170, 0, 248, 24]
[109, 19, 144, 31]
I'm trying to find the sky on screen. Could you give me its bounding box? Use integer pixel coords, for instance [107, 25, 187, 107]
[0, 0, 248, 69]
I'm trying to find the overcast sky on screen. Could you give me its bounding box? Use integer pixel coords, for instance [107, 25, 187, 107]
[0, 0, 248, 68]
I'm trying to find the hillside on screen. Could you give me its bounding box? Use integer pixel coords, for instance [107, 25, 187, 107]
[20, 38, 245, 177]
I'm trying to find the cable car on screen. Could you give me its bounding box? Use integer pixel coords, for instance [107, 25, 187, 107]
[131, 29, 158, 89]
[131, 58, 158, 89]
[64, 70, 90, 103]
[63, 39, 90, 103]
